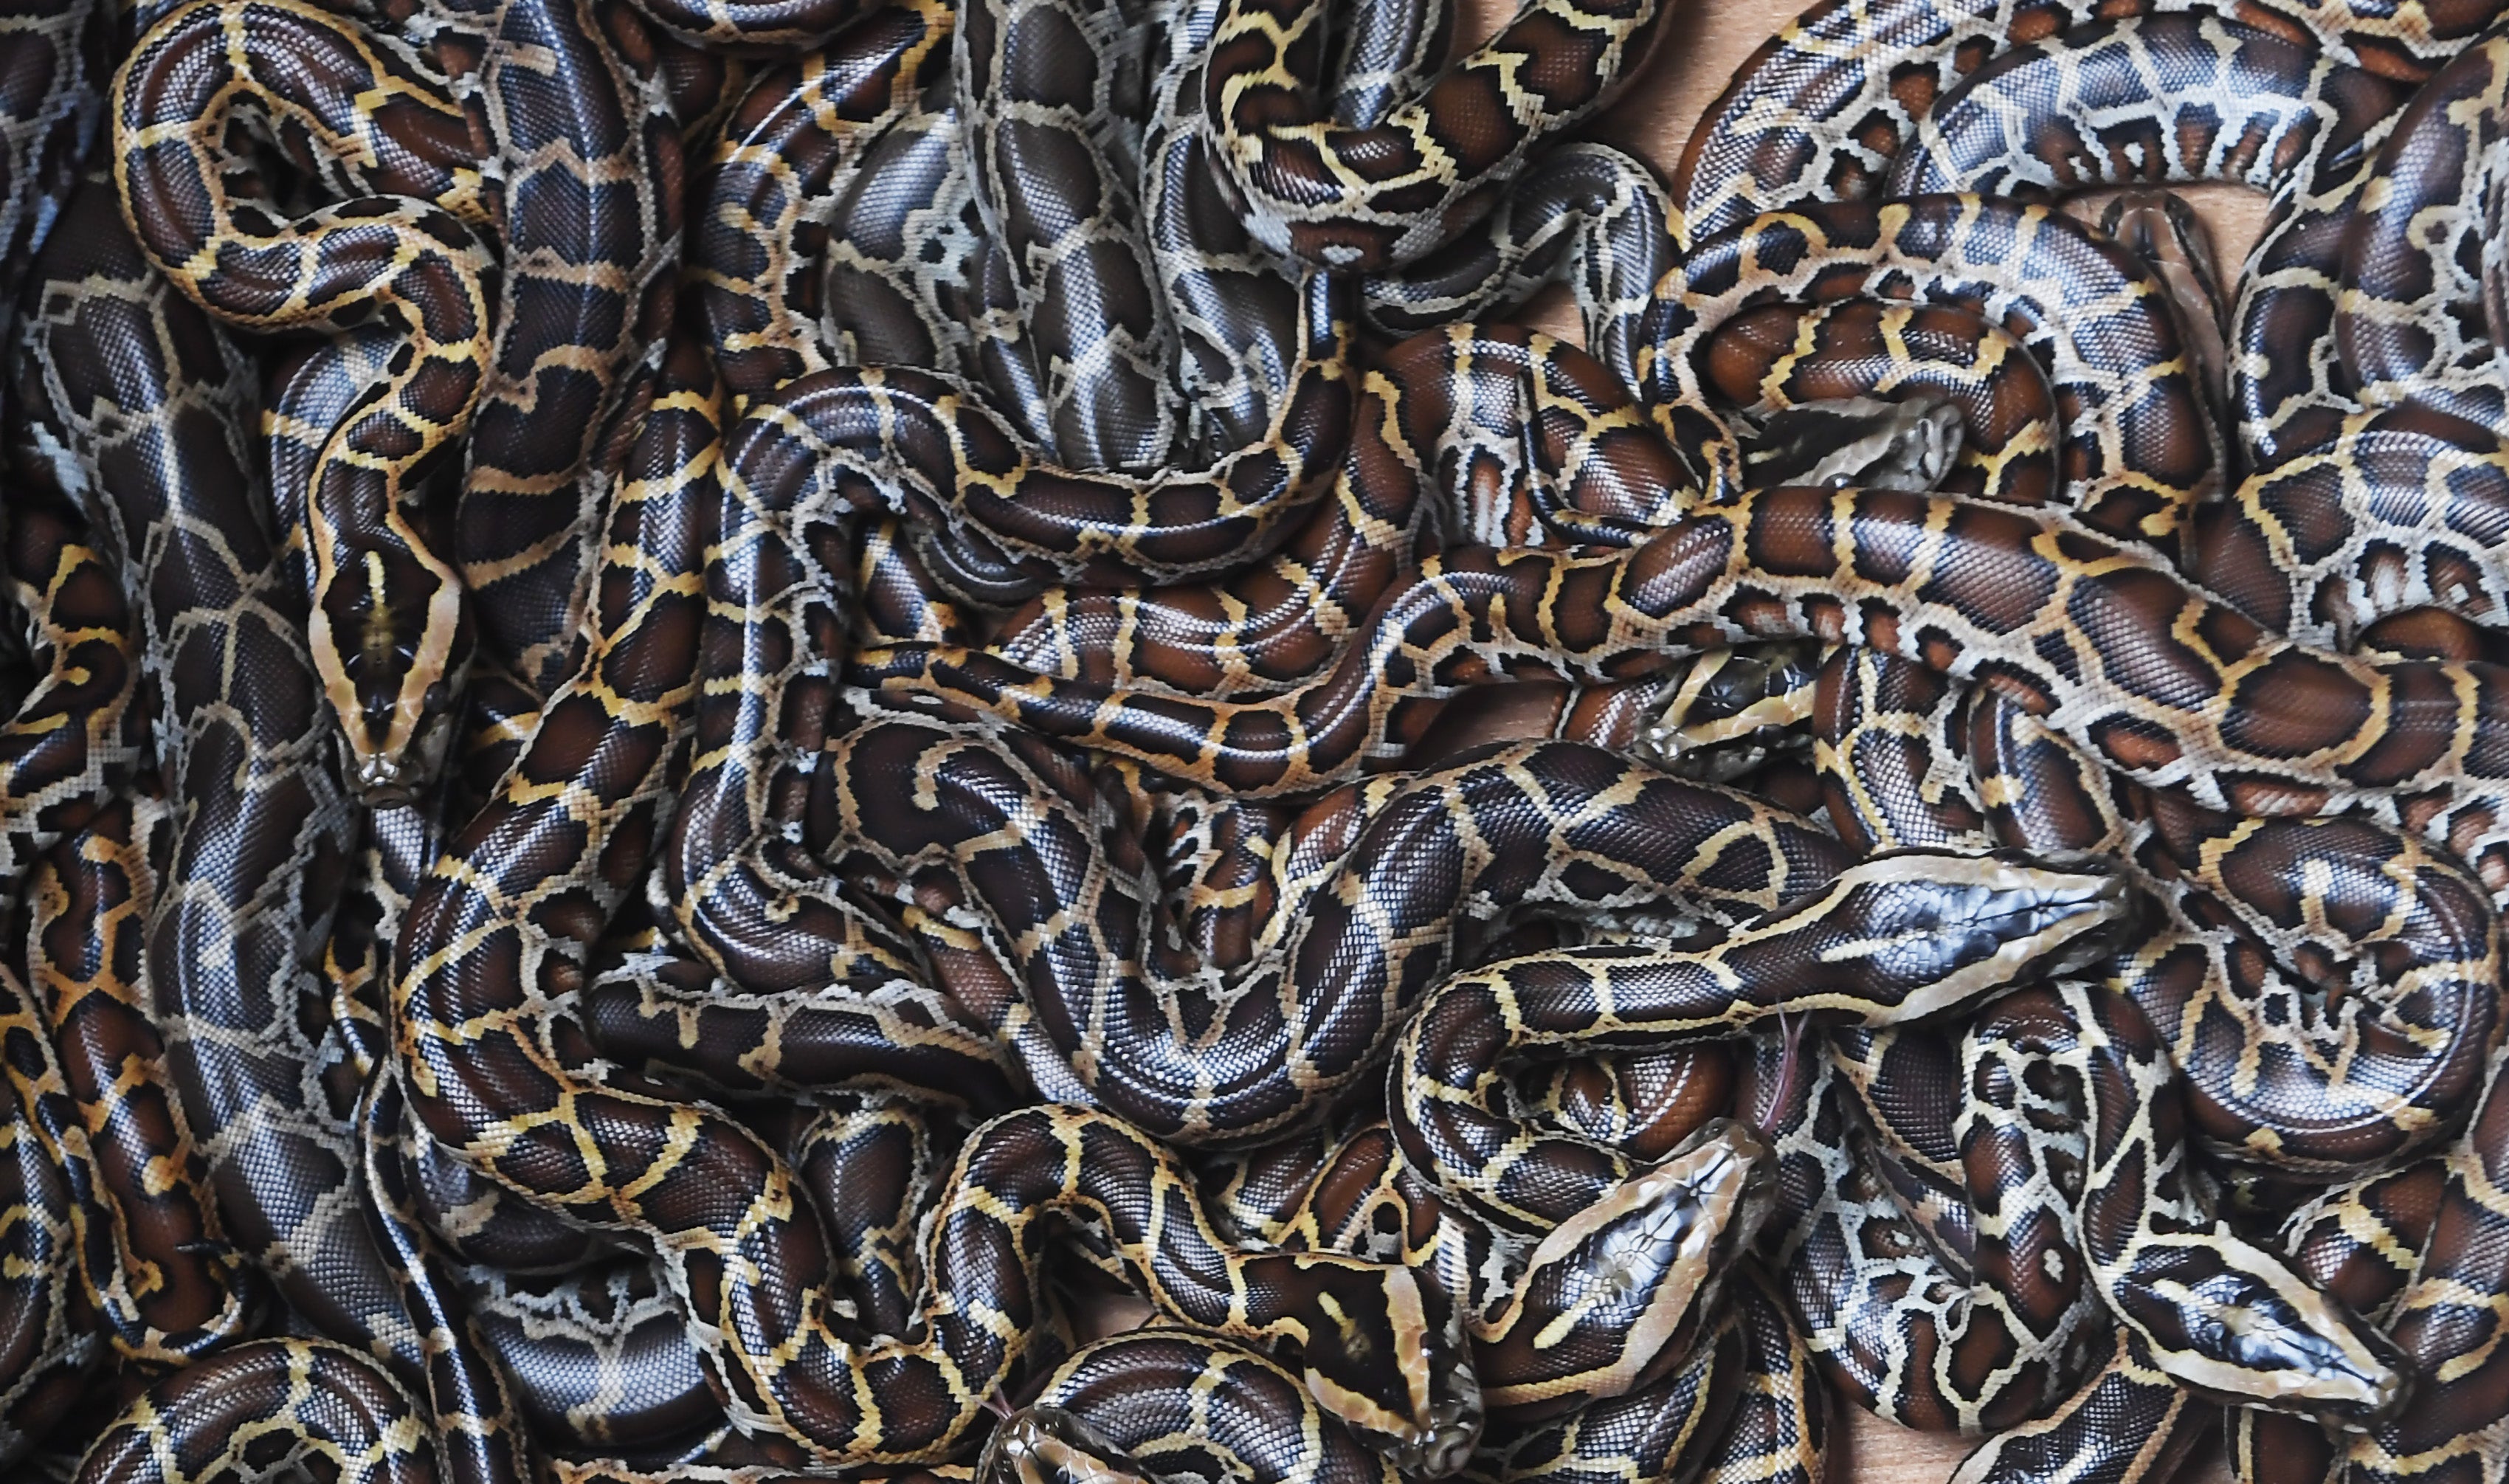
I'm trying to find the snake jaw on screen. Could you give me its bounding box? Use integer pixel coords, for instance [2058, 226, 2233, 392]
[975, 1405, 1162, 1484]
[1366, 1362, 1483, 1480]
[343, 686, 459, 807]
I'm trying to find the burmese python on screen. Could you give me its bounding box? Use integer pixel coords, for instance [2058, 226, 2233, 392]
[0, 791, 257, 1369]
[47, 0, 2509, 1474]
[1198, 0, 1674, 270]
[0, 0, 94, 344]
[1877, 9, 2412, 469]
[438, 0, 681, 702]
[108, 0, 497, 804]
[15, 167, 412, 1405]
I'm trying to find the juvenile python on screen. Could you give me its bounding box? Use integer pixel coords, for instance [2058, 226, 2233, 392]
[1198, 0, 1673, 270]
[58, 0, 2509, 1476]
[440, 0, 682, 700]
[1877, 11, 2411, 469]
[108, 0, 497, 802]
[0, 793, 256, 1368]
[15, 169, 406, 1398]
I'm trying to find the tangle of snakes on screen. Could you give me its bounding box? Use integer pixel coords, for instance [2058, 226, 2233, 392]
[1, 0, 2508, 1477]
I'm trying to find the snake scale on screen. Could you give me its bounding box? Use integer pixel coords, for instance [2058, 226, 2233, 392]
[1, 0, 2505, 1477]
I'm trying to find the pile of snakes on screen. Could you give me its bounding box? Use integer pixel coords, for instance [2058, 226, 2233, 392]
[7, 0, 2509, 1472]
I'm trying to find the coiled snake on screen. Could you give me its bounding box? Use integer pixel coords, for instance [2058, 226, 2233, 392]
[31, 0, 2509, 1477]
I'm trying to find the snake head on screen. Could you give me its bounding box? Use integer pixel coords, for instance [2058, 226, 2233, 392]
[1797, 849, 2135, 1021]
[976, 1406, 1161, 1484]
[1635, 642, 1822, 781]
[1477, 1118, 1772, 1415]
[1740, 392, 1966, 492]
[2117, 1243, 2409, 1429]
[1274, 1254, 1481, 1476]
[314, 536, 472, 807]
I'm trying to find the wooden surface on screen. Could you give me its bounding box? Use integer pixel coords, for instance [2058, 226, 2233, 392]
[1452, 0, 2263, 1477]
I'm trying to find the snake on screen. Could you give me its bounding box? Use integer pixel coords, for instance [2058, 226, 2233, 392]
[1790, 503, 2502, 1466]
[2195, 404, 2509, 657]
[981, 1269, 1818, 1484]
[660, 241, 1376, 1019]
[1773, 980, 2408, 1429]
[865, 460, 2505, 1431]
[2336, 1038, 2509, 1483]
[851, 195, 2231, 774]
[15, 166, 415, 1395]
[956, 0, 1175, 472]
[2228, 1159, 2446, 1483]
[70, 1338, 440, 1484]
[0, 407, 141, 914]
[1707, 297, 2057, 508]
[410, 262, 2154, 1463]
[66, 0, 2509, 1477]
[0, 0, 96, 347]
[1360, 143, 1677, 383]
[384, 319, 824, 1460]
[1957, 688, 2509, 1169]
[982, 1331, 1401, 1484]
[2195, 262, 2509, 1480]
[108, 0, 499, 804]
[1196, 0, 1674, 270]
[852, 447, 2509, 832]
[0, 1063, 92, 1467]
[1761, 496, 2508, 1160]
[1192, 1093, 1806, 1480]
[1392, 857, 2158, 1436]
[1387, 849, 2128, 1229]
[2334, 14, 2509, 433]
[807, 223, 2509, 1476]
[437, 0, 681, 703]
[810, 709, 1886, 1142]
[976, 325, 1685, 705]
[0, 717, 100, 1464]
[692, 0, 961, 403]
[0, 790, 258, 1367]
[382, 297, 1480, 1465]
[1874, 10, 2411, 470]
[1664, 0, 2452, 480]
[1668, 0, 2492, 243]
[1706, 544, 2126, 1445]
[1944, 1324, 2213, 1484]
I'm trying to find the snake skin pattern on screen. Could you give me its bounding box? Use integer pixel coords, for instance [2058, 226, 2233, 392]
[16, 0, 2509, 1479]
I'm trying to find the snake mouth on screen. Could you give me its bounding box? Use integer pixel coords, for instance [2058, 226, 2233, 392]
[342, 682, 462, 807]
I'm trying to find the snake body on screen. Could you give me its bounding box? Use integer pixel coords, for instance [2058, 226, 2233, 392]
[35, 0, 2509, 1473]
[110, 0, 497, 802]
[18, 169, 412, 1389]
[445, 0, 681, 700]
[5, 793, 256, 1367]
[1880, 11, 2410, 468]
